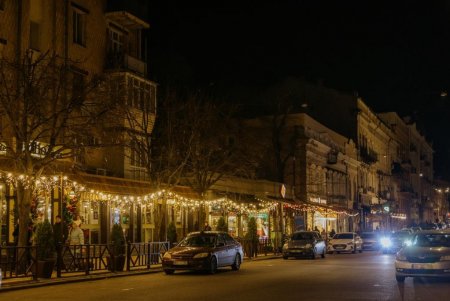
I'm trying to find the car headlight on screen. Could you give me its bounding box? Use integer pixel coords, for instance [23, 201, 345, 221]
[380, 237, 392, 248]
[396, 253, 407, 261]
[305, 243, 312, 248]
[440, 255, 450, 261]
[163, 252, 172, 259]
[283, 243, 288, 250]
[193, 252, 209, 259]
[404, 239, 412, 247]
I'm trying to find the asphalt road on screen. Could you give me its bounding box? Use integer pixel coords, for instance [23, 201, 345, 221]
[2, 252, 449, 301]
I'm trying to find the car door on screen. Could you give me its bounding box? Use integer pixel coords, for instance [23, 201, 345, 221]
[316, 233, 325, 254]
[224, 234, 239, 264]
[355, 234, 362, 250]
[215, 235, 228, 267]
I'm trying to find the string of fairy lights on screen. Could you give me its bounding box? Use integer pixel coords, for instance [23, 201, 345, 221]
[0, 172, 279, 215]
[283, 203, 360, 217]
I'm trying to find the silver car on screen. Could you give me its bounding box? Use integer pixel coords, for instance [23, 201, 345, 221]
[395, 230, 450, 282]
[282, 231, 326, 259]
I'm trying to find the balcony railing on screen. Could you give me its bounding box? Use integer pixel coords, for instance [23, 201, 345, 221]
[106, 51, 147, 76]
[359, 146, 378, 165]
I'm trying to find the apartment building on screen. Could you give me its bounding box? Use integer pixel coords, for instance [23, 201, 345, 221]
[0, 0, 157, 245]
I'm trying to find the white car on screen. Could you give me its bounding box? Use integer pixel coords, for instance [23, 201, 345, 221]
[327, 232, 363, 254]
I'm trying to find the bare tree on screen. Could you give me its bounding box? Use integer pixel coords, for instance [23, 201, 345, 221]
[0, 51, 112, 247]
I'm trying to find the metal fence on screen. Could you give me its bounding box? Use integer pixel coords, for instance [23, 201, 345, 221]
[0, 245, 37, 280]
[236, 237, 280, 258]
[0, 241, 170, 280]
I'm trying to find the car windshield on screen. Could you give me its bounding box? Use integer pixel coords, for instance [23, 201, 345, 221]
[334, 233, 353, 239]
[414, 234, 450, 247]
[291, 232, 315, 240]
[361, 233, 377, 239]
[392, 232, 410, 239]
[179, 235, 217, 247]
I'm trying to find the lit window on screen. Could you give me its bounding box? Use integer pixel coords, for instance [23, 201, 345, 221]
[73, 9, 86, 46]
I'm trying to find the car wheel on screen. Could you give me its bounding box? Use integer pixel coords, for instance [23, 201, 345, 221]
[336, 251, 340, 254]
[209, 256, 218, 274]
[231, 254, 241, 271]
[359, 246, 363, 253]
[396, 275, 405, 282]
[283, 256, 288, 260]
[321, 249, 326, 258]
[352, 245, 356, 254]
[310, 251, 316, 260]
[164, 269, 174, 275]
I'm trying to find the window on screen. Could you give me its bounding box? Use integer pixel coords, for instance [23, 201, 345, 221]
[109, 27, 124, 53]
[73, 9, 86, 46]
[127, 76, 151, 111]
[130, 141, 146, 167]
[72, 71, 85, 101]
[29, 21, 40, 50]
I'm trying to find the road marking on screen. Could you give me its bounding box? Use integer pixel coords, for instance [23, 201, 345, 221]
[122, 288, 135, 291]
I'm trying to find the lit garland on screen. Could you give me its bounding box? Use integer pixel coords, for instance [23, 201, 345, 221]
[0, 172, 279, 214]
[283, 203, 359, 217]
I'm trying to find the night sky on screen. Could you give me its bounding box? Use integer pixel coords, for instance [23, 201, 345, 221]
[148, 0, 450, 179]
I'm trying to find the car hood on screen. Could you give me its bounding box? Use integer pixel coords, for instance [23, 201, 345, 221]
[401, 246, 450, 257]
[330, 239, 352, 244]
[168, 246, 212, 256]
[362, 238, 378, 243]
[288, 240, 315, 248]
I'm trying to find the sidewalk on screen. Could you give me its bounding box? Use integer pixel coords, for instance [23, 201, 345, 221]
[0, 254, 282, 293]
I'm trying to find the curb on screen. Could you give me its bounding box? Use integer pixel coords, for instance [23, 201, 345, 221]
[0, 255, 282, 292]
[0, 268, 162, 293]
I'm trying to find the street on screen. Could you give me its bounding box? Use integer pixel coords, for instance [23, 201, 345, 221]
[2, 252, 450, 301]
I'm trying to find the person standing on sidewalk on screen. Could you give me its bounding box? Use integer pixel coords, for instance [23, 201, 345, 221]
[53, 215, 68, 247]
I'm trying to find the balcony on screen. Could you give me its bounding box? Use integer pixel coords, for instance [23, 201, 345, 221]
[359, 146, 378, 165]
[106, 51, 147, 76]
[106, 1, 149, 29]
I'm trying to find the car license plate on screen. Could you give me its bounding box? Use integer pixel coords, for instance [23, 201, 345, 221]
[336, 246, 344, 249]
[412, 264, 427, 269]
[291, 250, 301, 253]
[173, 261, 188, 266]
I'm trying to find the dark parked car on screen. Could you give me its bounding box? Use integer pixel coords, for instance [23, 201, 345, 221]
[380, 230, 413, 254]
[282, 231, 326, 259]
[395, 230, 450, 282]
[162, 231, 243, 275]
[361, 232, 381, 250]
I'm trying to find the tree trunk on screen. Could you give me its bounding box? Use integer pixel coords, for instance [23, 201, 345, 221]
[16, 183, 33, 247]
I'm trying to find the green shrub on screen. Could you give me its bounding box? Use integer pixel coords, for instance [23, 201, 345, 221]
[167, 221, 177, 244]
[245, 217, 259, 242]
[216, 216, 228, 232]
[35, 220, 56, 260]
[110, 223, 126, 256]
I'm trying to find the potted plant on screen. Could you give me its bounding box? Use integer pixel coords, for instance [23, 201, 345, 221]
[34, 220, 56, 278]
[109, 223, 126, 272]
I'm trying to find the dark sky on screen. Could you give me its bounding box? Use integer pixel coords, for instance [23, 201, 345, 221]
[148, 0, 450, 179]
